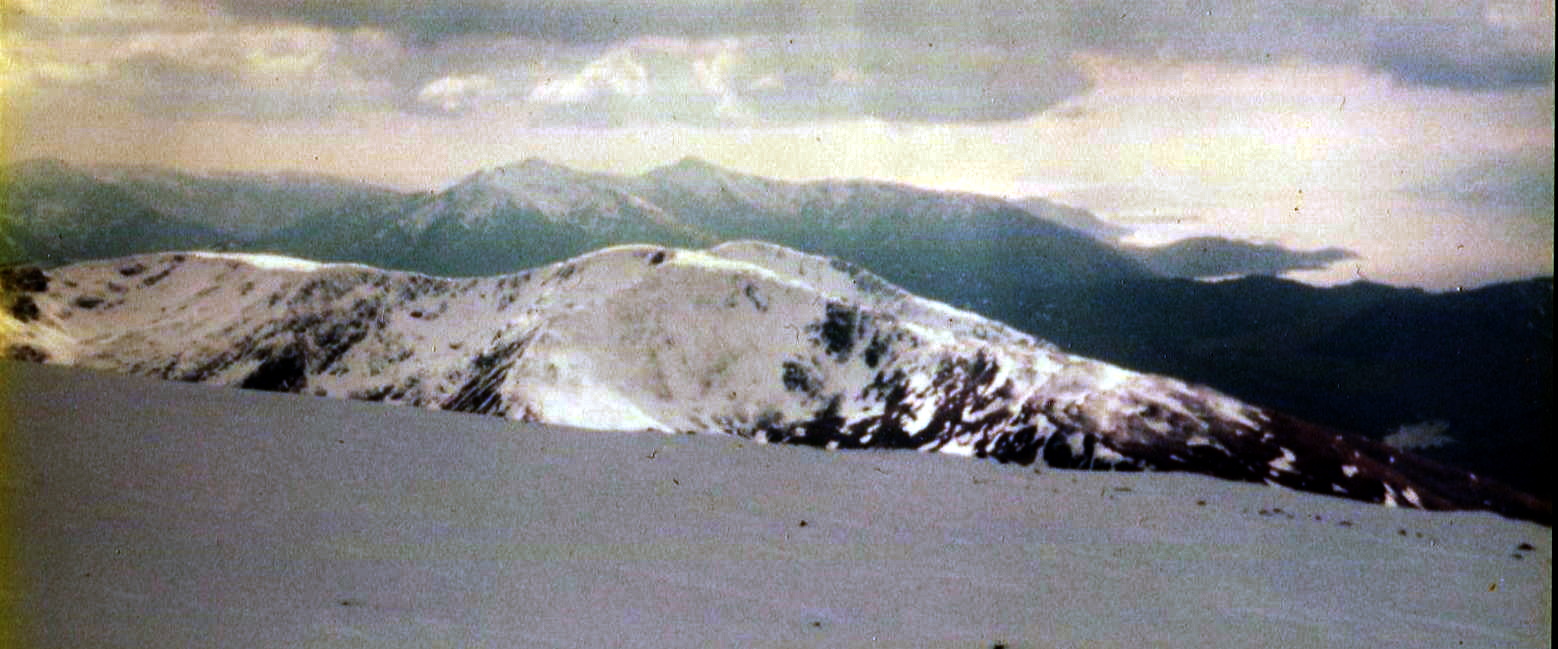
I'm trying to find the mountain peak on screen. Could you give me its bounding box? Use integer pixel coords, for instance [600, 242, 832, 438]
[517, 157, 568, 171]
[451, 158, 590, 192]
[491, 157, 581, 177]
[670, 156, 720, 171]
[648, 156, 735, 179]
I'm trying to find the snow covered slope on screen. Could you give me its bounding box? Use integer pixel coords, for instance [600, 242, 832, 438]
[1, 243, 1548, 523]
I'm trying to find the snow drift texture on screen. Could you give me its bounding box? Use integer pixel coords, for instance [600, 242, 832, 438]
[0, 242, 1548, 523]
[5, 360, 1550, 649]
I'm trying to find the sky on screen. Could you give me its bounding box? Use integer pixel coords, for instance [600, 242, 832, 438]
[1, 0, 1552, 289]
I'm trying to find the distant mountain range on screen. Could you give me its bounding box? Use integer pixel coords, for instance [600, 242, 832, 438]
[84, 163, 404, 238]
[2, 158, 1550, 498]
[2, 243, 1546, 523]
[4, 157, 1346, 282]
[0, 160, 228, 265]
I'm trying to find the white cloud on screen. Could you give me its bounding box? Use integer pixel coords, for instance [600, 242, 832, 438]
[520, 38, 760, 125]
[418, 74, 497, 112]
[747, 75, 783, 91]
[828, 66, 870, 87]
[527, 48, 649, 104]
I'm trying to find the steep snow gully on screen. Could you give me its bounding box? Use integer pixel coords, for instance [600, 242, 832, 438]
[1, 242, 1548, 524]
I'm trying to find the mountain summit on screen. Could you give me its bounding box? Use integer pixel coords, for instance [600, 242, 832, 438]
[2, 243, 1547, 523]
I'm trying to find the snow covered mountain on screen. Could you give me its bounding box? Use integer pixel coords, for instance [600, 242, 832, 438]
[257, 156, 1149, 289]
[628, 158, 1149, 310]
[2, 243, 1547, 523]
[259, 160, 714, 278]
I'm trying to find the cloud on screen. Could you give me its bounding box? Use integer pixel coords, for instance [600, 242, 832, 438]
[1410, 152, 1555, 210]
[207, 1, 1555, 87]
[5, 22, 405, 119]
[211, 0, 808, 45]
[8, 1, 1554, 127]
[526, 47, 649, 104]
[1070, 0, 1553, 89]
[1123, 237, 1360, 279]
[510, 38, 753, 125]
[1368, 17, 1554, 90]
[417, 74, 498, 111]
[512, 31, 1089, 125]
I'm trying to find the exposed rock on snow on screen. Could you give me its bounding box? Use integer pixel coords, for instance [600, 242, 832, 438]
[1, 242, 1548, 523]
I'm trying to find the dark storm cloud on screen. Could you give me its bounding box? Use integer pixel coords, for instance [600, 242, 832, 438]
[13, 1, 1551, 126]
[20, 36, 400, 121]
[1062, 1, 1553, 90]
[207, 1, 1095, 122]
[1414, 152, 1556, 210]
[1369, 20, 1554, 89]
[1124, 238, 1360, 279]
[1381, 54, 1552, 89]
[212, 0, 809, 45]
[214, 1, 1554, 95]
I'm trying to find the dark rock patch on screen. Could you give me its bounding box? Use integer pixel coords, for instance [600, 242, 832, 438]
[240, 348, 308, 393]
[781, 361, 819, 396]
[862, 333, 891, 368]
[353, 385, 395, 402]
[785, 395, 849, 448]
[1041, 433, 1095, 468]
[0, 266, 48, 293]
[810, 301, 859, 361]
[140, 267, 175, 287]
[6, 344, 48, 363]
[743, 283, 768, 312]
[8, 295, 40, 322]
[442, 335, 533, 415]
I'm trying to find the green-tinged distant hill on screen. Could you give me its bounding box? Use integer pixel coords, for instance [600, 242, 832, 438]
[0, 160, 230, 267]
[83, 164, 408, 239]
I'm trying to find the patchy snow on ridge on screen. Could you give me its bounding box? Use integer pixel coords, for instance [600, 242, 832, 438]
[188, 251, 332, 272]
[0, 243, 1548, 523]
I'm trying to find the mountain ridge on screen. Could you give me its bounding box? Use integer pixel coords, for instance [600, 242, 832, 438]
[4, 158, 1547, 498]
[1, 243, 1547, 524]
